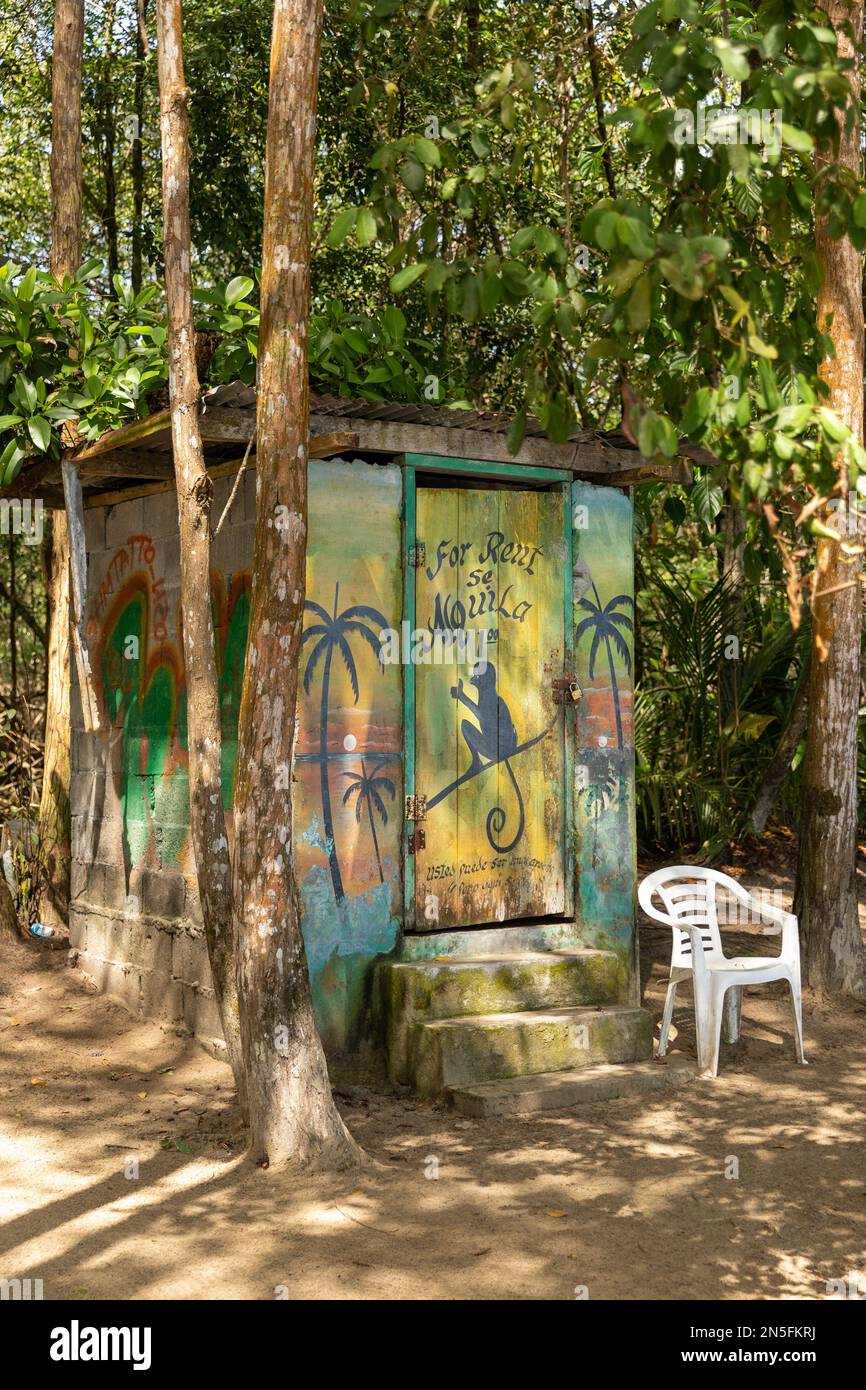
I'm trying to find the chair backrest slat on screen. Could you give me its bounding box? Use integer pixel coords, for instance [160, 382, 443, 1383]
[637, 866, 751, 967]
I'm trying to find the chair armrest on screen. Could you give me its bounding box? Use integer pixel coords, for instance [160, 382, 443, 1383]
[747, 896, 797, 936]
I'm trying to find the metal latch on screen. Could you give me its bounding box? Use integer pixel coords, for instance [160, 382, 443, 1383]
[408, 542, 426, 567]
[552, 676, 582, 705]
[405, 794, 427, 821]
[408, 828, 426, 854]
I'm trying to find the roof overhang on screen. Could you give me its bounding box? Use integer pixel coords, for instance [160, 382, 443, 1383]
[7, 382, 706, 508]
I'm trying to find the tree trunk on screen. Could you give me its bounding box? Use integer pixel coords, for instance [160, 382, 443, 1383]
[100, 1, 120, 285]
[40, 0, 85, 928]
[9, 535, 17, 706]
[793, 0, 866, 997]
[49, 0, 84, 282]
[39, 515, 71, 927]
[155, 0, 247, 1112]
[131, 0, 149, 294]
[232, 0, 359, 1170]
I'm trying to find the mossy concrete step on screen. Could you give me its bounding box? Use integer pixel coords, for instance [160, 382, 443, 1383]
[406, 1004, 653, 1096]
[449, 1054, 696, 1116]
[372, 950, 627, 1084]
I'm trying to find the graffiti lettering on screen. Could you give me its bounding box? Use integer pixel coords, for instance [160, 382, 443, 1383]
[91, 536, 169, 644]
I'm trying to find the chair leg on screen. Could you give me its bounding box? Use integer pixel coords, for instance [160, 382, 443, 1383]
[722, 985, 742, 1044]
[659, 979, 678, 1057]
[700, 983, 725, 1079]
[788, 978, 807, 1064]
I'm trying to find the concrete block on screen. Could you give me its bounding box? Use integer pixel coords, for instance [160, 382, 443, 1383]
[405, 1005, 653, 1096]
[450, 1054, 697, 1117]
[374, 950, 626, 1082]
[140, 869, 186, 922]
[127, 919, 174, 976]
[143, 488, 181, 539]
[172, 930, 208, 987]
[84, 509, 106, 551]
[86, 956, 141, 1013]
[181, 980, 222, 1039]
[84, 913, 124, 963]
[105, 496, 144, 548]
[140, 967, 183, 1024]
[71, 769, 107, 820]
[100, 863, 130, 912]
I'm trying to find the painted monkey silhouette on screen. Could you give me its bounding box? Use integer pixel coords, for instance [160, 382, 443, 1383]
[450, 661, 525, 852]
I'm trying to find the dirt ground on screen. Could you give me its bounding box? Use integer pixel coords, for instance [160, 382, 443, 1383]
[2, 839, 866, 1301]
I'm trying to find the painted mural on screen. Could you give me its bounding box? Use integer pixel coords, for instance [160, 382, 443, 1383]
[413, 485, 567, 928]
[296, 460, 403, 1047]
[573, 482, 636, 970]
[81, 463, 637, 1052]
[88, 459, 403, 1052]
[90, 536, 250, 888]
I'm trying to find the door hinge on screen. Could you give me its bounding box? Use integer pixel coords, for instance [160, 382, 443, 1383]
[408, 541, 426, 568]
[408, 828, 426, 854]
[405, 793, 427, 821]
[552, 675, 582, 705]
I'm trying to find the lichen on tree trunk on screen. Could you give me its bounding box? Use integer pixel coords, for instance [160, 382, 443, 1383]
[794, 0, 866, 998]
[39, 0, 85, 928]
[155, 0, 247, 1111]
[231, 0, 360, 1170]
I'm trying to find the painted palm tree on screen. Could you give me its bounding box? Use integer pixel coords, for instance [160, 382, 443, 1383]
[576, 583, 634, 749]
[302, 582, 388, 902]
[340, 757, 396, 884]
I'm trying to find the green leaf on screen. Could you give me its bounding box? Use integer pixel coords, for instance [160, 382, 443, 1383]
[507, 407, 526, 455]
[355, 208, 378, 247]
[26, 415, 51, 451]
[691, 474, 724, 526]
[13, 375, 37, 412]
[780, 124, 814, 153]
[626, 274, 651, 332]
[413, 136, 441, 167]
[224, 276, 255, 307]
[680, 387, 713, 434]
[389, 263, 427, 293]
[747, 333, 778, 360]
[326, 207, 358, 248]
[819, 407, 850, 443]
[713, 38, 751, 82]
[399, 158, 426, 194]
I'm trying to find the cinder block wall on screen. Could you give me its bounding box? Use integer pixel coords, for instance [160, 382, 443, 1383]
[69, 472, 257, 1045]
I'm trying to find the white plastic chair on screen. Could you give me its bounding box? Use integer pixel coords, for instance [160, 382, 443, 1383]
[638, 866, 807, 1078]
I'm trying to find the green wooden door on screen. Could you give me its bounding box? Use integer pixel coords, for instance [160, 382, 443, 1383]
[413, 484, 568, 929]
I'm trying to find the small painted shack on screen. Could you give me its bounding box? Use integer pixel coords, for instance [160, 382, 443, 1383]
[18, 387, 697, 1105]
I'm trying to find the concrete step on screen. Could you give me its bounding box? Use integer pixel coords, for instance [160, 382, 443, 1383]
[406, 1004, 653, 1096]
[449, 1054, 697, 1116]
[372, 950, 628, 1084]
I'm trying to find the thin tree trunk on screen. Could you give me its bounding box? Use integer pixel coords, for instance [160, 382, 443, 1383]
[131, 0, 149, 294]
[49, 0, 84, 281]
[794, 0, 866, 997]
[9, 536, 17, 707]
[101, 0, 119, 284]
[584, 0, 616, 199]
[750, 671, 809, 835]
[232, 0, 360, 1170]
[156, 0, 247, 1112]
[40, 0, 85, 928]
